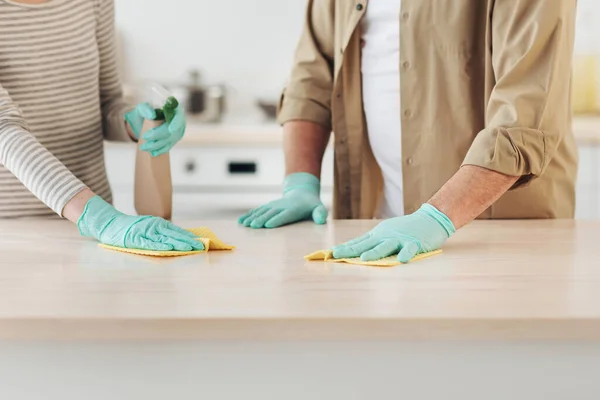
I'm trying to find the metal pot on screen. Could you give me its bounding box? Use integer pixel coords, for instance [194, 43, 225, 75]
[183, 70, 227, 123]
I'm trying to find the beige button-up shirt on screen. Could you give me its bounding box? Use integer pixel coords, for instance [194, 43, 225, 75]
[278, 0, 578, 219]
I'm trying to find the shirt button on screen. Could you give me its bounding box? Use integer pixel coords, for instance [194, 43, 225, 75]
[404, 109, 412, 118]
[356, 4, 364, 11]
[407, 158, 414, 165]
[360, 39, 366, 48]
[402, 12, 410, 20]
[402, 61, 410, 69]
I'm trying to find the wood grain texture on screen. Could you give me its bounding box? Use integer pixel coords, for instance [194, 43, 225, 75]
[1, 219, 600, 340]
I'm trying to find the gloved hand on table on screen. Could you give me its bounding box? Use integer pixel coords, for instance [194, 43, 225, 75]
[332, 203, 455, 263]
[77, 196, 204, 251]
[238, 172, 328, 229]
[125, 97, 186, 157]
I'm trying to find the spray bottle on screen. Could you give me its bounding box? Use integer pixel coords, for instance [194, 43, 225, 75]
[134, 83, 174, 220]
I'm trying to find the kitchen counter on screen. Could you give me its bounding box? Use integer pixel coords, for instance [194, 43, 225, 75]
[106, 116, 600, 147]
[2, 219, 600, 341]
[4, 219, 600, 399]
[179, 122, 282, 146]
[170, 116, 600, 146]
[106, 116, 596, 147]
[573, 115, 600, 145]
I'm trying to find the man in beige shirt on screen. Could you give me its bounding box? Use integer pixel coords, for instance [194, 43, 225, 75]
[240, 0, 578, 262]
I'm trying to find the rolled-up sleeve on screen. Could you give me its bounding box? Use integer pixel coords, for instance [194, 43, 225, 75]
[462, 0, 576, 186]
[277, 0, 335, 131]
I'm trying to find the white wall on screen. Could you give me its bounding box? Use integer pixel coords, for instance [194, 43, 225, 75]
[576, 0, 600, 54]
[114, 0, 306, 114]
[115, 0, 600, 114]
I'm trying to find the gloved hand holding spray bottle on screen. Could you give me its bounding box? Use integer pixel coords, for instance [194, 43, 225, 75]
[75, 84, 201, 252]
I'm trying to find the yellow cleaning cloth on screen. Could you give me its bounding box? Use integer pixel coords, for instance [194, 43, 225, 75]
[99, 227, 234, 257]
[304, 249, 442, 267]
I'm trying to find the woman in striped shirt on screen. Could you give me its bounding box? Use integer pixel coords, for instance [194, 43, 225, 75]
[0, 0, 203, 252]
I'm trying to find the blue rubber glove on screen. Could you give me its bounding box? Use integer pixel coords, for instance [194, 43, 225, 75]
[125, 102, 186, 157]
[125, 102, 155, 138]
[332, 204, 456, 263]
[77, 196, 204, 251]
[238, 172, 328, 229]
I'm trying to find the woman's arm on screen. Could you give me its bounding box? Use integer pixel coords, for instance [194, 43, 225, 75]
[95, 0, 135, 142]
[62, 188, 95, 223]
[0, 84, 90, 217]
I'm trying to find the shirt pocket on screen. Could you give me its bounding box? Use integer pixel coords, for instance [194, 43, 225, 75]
[415, 0, 489, 59]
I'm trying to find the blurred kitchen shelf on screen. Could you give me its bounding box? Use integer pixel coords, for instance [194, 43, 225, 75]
[181, 122, 283, 146]
[106, 116, 600, 147]
[105, 121, 284, 147]
[573, 115, 600, 145]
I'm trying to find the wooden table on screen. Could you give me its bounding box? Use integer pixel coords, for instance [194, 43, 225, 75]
[1, 219, 600, 399]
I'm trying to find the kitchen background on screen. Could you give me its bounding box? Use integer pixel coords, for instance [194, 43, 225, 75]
[105, 0, 600, 220]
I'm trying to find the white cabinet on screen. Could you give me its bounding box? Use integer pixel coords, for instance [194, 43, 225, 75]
[104, 143, 334, 219]
[105, 142, 600, 220]
[576, 145, 600, 219]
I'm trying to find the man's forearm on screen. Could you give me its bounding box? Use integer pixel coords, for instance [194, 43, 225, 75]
[283, 120, 331, 178]
[428, 165, 519, 229]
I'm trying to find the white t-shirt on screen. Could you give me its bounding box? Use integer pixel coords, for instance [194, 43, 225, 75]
[360, 0, 404, 218]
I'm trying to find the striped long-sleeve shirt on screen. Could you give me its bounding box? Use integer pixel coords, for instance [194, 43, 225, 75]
[0, 0, 132, 218]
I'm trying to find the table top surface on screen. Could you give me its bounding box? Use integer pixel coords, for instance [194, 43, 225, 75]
[2, 219, 600, 340]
